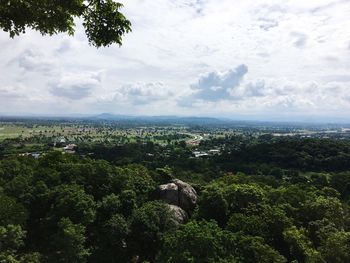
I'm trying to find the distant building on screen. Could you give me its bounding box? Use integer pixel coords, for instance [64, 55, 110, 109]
[208, 149, 220, 155]
[53, 137, 67, 147]
[31, 153, 40, 159]
[193, 151, 209, 158]
[18, 152, 41, 158]
[63, 144, 77, 153]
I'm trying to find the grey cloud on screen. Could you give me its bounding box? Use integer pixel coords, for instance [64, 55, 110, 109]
[254, 4, 286, 17]
[316, 35, 327, 43]
[290, 32, 308, 48]
[194, 62, 210, 69]
[261, 4, 286, 13]
[55, 40, 72, 54]
[324, 56, 339, 62]
[12, 50, 55, 74]
[322, 75, 350, 82]
[193, 45, 219, 57]
[256, 52, 270, 58]
[180, 0, 206, 15]
[258, 18, 279, 31]
[238, 79, 350, 108]
[0, 87, 26, 99]
[254, 4, 285, 31]
[230, 80, 275, 100]
[311, 0, 349, 13]
[50, 85, 92, 100]
[243, 80, 266, 97]
[190, 64, 248, 101]
[114, 82, 173, 105]
[49, 72, 101, 100]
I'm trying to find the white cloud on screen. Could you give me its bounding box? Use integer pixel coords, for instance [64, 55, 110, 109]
[179, 65, 248, 104]
[49, 72, 102, 100]
[115, 82, 173, 104]
[0, 85, 27, 99]
[97, 82, 173, 107]
[290, 32, 308, 48]
[13, 49, 57, 74]
[0, 0, 349, 120]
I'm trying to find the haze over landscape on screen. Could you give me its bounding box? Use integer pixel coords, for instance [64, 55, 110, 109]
[1, 0, 350, 122]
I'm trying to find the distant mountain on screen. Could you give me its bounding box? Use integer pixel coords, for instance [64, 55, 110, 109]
[2, 113, 350, 128]
[92, 113, 132, 120]
[90, 113, 229, 125]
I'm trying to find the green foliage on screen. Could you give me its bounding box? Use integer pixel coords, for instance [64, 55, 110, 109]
[83, 0, 131, 47]
[0, 0, 131, 47]
[159, 220, 286, 263]
[283, 226, 322, 262]
[119, 190, 137, 217]
[51, 184, 96, 225]
[235, 235, 287, 263]
[4, 174, 34, 206]
[303, 196, 344, 227]
[196, 172, 350, 262]
[93, 214, 129, 263]
[129, 201, 177, 262]
[330, 172, 350, 200]
[1, 134, 350, 262]
[198, 184, 228, 226]
[103, 214, 129, 250]
[0, 224, 41, 263]
[122, 164, 156, 204]
[97, 193, 122, 221]
[0, 195, 27, 226]
[198, 178, 267, 226]
[0, 224, 25, 251]
[319, 231, 350, 263]
[224, 183, 266, 213]
[226, 204, 292, 248]
[217, 137, 350, 173]
[159, 220, 239, 263]
[52, 218, 90, 263]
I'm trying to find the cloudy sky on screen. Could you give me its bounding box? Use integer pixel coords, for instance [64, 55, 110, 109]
[1, 0, 350, 121]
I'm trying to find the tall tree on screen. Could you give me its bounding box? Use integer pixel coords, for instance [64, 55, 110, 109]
[0, 0, 131, 47]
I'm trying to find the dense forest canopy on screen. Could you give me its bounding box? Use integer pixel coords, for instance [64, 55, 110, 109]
[2, 127, 350, 262]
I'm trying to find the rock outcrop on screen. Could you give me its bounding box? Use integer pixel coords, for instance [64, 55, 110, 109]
[172, 179, 198, 212]
[167, 204, 188, 224]
[157, 179, 198, 213]
[158, 182, 178, 205]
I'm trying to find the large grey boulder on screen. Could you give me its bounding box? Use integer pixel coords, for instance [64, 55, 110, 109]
[158, 182, 178, 205]
[157, 179, 198, 213]
[172, 179, 198, 212]
[167, 204, 188, 224]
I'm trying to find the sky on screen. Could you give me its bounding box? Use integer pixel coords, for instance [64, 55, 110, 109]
[1, 0, 350, 122]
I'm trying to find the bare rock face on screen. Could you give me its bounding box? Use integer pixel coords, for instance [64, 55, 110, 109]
[157, 179, 198, 213]
[167, 204, 188, 224]
[172, 179, 198, 212]
[158, 182, 178, 205]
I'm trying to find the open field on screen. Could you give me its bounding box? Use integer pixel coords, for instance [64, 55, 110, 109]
[0, 122, 195, 145]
